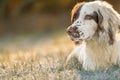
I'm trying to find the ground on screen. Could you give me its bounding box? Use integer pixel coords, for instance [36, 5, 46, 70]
[0, 31, 120, 80]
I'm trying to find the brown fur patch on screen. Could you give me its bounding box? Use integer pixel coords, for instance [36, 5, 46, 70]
[108, 19, 115, 45]
[71, 2, 85, 23]
[97, 10, 103, 32]
[108, 26, 114, 45]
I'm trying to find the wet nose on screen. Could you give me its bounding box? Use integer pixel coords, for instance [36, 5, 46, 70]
[66, 26, 78, 34]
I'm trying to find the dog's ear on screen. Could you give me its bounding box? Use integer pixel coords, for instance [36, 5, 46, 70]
[97, 9, 115, 45]
[98, 1, 120, 45]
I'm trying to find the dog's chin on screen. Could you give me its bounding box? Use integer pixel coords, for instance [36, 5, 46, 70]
[72, 36, 92, 45]
[69, 35, 91, 42]
[68, 36, 81, 45]
[69, 36, 80, 41]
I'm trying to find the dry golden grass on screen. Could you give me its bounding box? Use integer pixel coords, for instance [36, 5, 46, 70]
[0, 32, 81, 80]
[0, 32, 120, 80]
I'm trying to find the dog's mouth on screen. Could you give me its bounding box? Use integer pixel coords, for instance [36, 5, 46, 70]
[67, 30, 86, 41]
[68, 33, 82, 45]
[66, 26, 89, 42]
[67, 31, 90, 42]
[67, 31, 80, 41]
[70, 32, 80, 39]
[66, 27, 80, 40]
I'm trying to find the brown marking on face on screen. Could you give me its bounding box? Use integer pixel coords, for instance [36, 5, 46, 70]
[84, 11, 98, 23]
[97, 10, 103, 32]
[92, 11, 99, 23]
[71, 2, 85, 23]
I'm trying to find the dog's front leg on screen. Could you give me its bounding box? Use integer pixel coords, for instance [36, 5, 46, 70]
[65, 52, 75, 65]
[65, 46, 82, 68]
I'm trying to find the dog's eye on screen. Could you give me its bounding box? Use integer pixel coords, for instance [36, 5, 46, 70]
[84, 15, 93, 20]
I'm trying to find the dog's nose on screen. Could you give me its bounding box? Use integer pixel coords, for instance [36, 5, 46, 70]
[66, 26, 78, 34]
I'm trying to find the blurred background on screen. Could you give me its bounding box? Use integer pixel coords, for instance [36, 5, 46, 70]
[0, 0, 120, 35]
[0, 0, 119, 54]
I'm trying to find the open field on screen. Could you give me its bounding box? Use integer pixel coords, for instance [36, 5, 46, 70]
[0, 31, 120, 80]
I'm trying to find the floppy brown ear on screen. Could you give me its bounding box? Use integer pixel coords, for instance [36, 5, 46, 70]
[96, 9, 115, 45]
[97, 10, 115, 45]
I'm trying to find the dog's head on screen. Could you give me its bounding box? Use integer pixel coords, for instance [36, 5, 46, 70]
[67, 1, 120, 44]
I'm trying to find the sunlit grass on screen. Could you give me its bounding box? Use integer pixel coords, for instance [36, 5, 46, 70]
[0, 32, 120, 80]
[0, 32, 80, 80]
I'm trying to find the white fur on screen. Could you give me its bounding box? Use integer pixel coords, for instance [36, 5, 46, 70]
[66, 1, 120, 71]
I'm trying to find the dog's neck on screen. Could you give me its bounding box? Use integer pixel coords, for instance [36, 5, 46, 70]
[83, 38, 118, 67]
[79, 39, 117, 68]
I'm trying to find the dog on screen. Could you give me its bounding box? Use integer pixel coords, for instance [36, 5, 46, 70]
[66, 1, 120, 71]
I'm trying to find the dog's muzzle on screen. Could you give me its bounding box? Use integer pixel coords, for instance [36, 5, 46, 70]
[66, 26, 80, 39]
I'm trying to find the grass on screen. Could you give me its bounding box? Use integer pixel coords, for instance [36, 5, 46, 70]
[0, 32, 120, 80]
